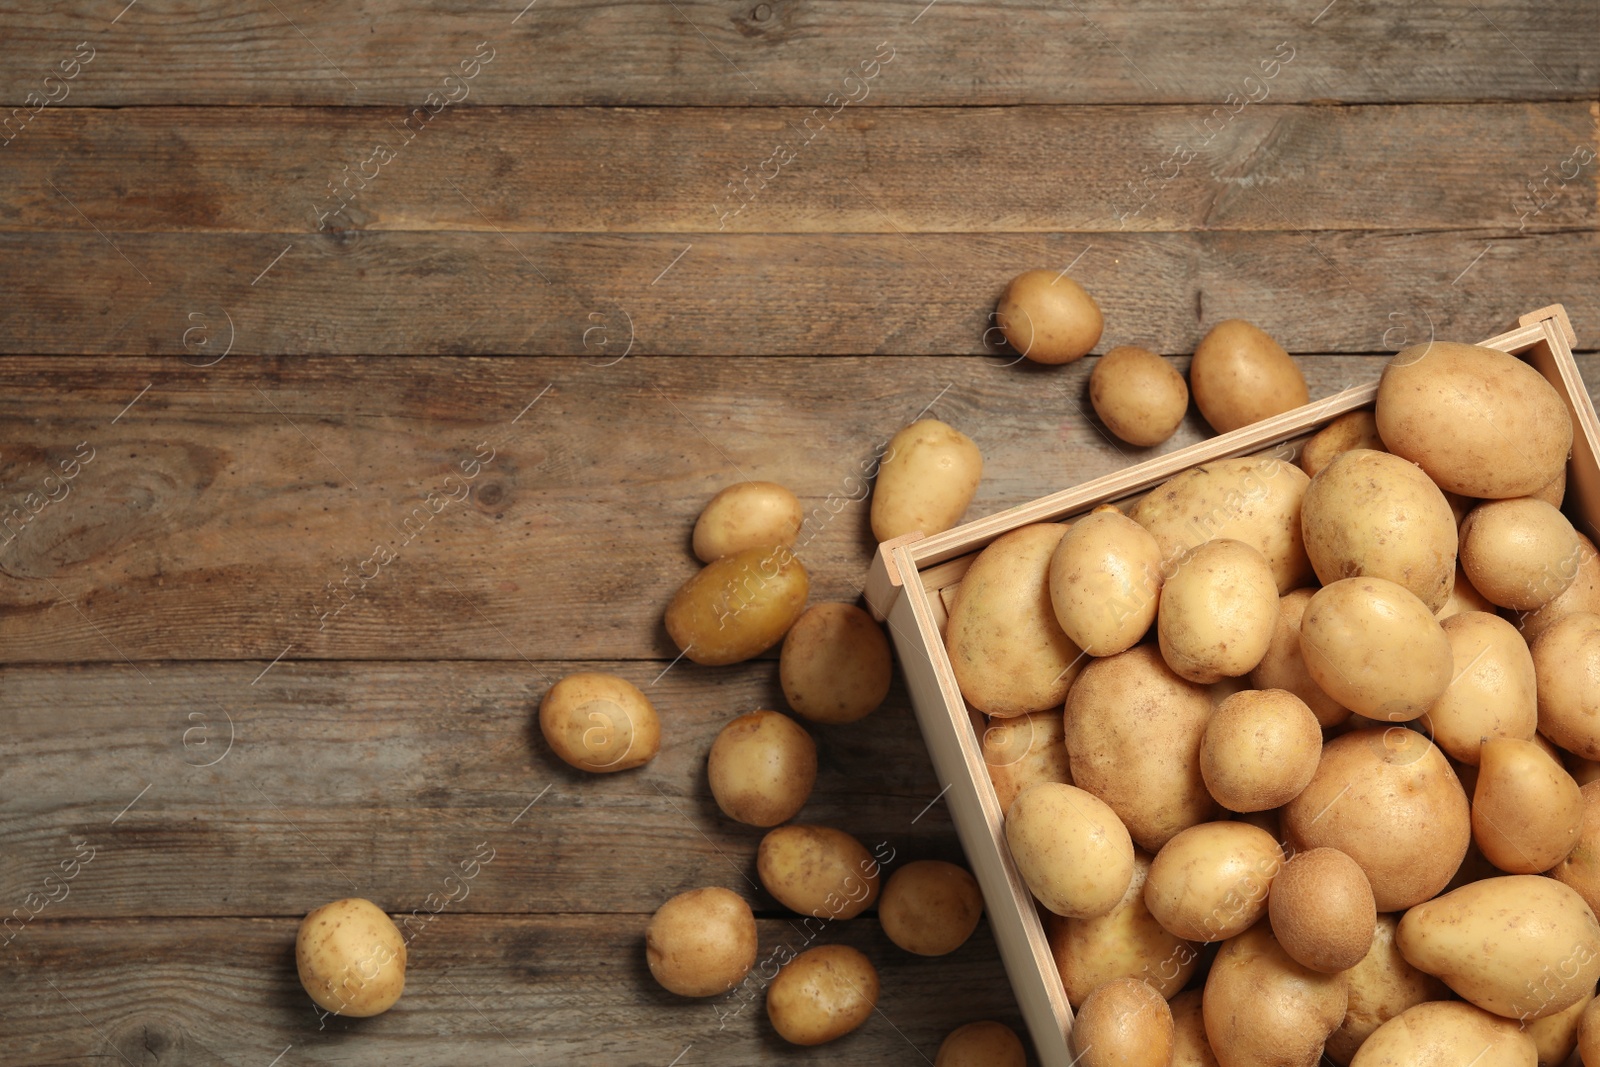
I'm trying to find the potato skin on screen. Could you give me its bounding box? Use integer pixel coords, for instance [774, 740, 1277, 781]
[1169, 989, 1220, 1067]
[766, 944, 879, 1045]
[878, 860, 983, 956]
[1267, 847, 1375, 974]
[1515, 533, 1600, 642]
[1090, 345, 1189, 447]
[1202, 921, 1347, 1067]
[1048, 850, 1198, 1005]
[692, 481, 803, 563]
[1200, 689, 1321, 812]
[1323, 914, 1450, 1066]
[645, 887, 759, 997]
[1460, 497, 1582, 610]
[1158, 538, 1279, 684]
[1299, 409, 1386, 478]
[1144, 822, 1283, 943]
[1419, 611, 1536, 765]
[539, 671, 661, 773]
[1348, 1001, 1537, 1067]
[1190, 319, 1309, 434]
[981, 710, 1072, 815]
[296, 898, 407, 1017]
[1553, 781, 1600, 919]
[1298, 577, 1453, 722]
[996, 269, 1104, 365]
[1471, 737, 1584, 874]
[1532, 611, 1600, 759]
[757, 825, 881, 920]
[1006, 782, 1134, 919]
[870, 418, 983, 542]
[935, 1021, 1026, 1067]
[665, 545, 809, 665]
[1249, 588, 1350, 728]
[707, 711, 817, 827]
[1069, 976, 1174, 1067]
[779, 603, 892, 724]
[1048, 510, 1163, 656]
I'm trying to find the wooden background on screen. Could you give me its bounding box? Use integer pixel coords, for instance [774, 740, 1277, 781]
[1, 1, 1597, 1063]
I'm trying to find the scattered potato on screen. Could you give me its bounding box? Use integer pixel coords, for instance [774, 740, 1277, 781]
[757, 825, 880, 920]
[1269, 847, 1376, 974]
[707, 710, 817, 827]
[870, 418, 983, 542]
[1201, 688, 1321, 812]
[1189, 319, 1309, 434]
[1158, 538, 1279, 684]
[878, 860, 983, 956]
[1089, 345, 1190, 446]
[1068, 976, 1174, 1067]
[1143, 821, 1283, 942]
[1323, 914, 1450, 1066]
[692, 481, 803, 563]
[1202, 921, 1348, 1067]
[1471, 737, 1583, 874]
[1006, 782, 1134, 919]
[1516, 533, 1600, 641]
[1047, 850, 1197, 1005]
[1298, 577, 1453, 722]
[1047, 509, 1163, 656]
[1348, 1000, 1537, 1067]
[995, 269, 1104, 365]
[296, 898, 407, 1018]
[1298, 409, 1386, 477]
[1460, 496, 1581, 610]
[539, 671, 661, 773]
[779, 602, 892, 724]
[1533, 611, 1600, 759]
[981, 710, 1072, 814]
[935, 1020, 1026, 1067]
[766, 944, 879, 1045]
[645, 887, 759, 997]
[1248, 588, 1350, 728]
[664, 544, 809, 665]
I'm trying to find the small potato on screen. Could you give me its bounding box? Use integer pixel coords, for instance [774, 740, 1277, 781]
[1533, 612, 1600, 759]
[757, 825, 881, 920]
[296, 898, 407, 1018]
[1516, 533, 1600, 642]
[995, 269, 1104, 365]
[1349, 1001, 1537, 1067]
[645, 887, 758, 997]
[1069, 976, 1174, 1067]
[878, 860, 983, 956]
[1553, 781, 1600, 917]
[980, 711, 1072, 815]
[1048, 850, 1198, 1005]
[871, 418, 983, 542]
[1189, 319, 1309, 434]
[1158, 538, 1279, 683]
[707, 711, 817, 827]
[1460, 497, 1582, 610]
[1048, 510, 1163, 656]
[779, 602, 892, 724]
[692, 481, 803, 563]
[1169, 989, 1220, 1067]
[1526, 991, 1590, 1067]
[935, 1020, 1026, 1067]
[1144, 821, 1283, 943]
[1298, 577, 1453, 722]
[1435, 564, 1497, 620]
[1298, 409, 1386, 477]
[1419, 611, 1537, 765]
[539, 671, 661, 773]
[1006, 783, 1134, 919]
[766, 944, 879, 1045]
[665, 545, 809, 665]
[1201, 689, 1321, 812]
[1249, 588, 1350, 728]
[1089, 345, 1189, 447]
[1323, 914, 1450, 1066]
[1202, 921, 1348, 1067]
[1268, 848, 1376, 974]
[1472, 737, 1583, 874]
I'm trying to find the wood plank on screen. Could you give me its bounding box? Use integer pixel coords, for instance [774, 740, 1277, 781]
[1, 915, 1026, 1064]
[0, 1, 1593, 107]
[1, 230, 1596, 355]
[4, 103, 1595, 234]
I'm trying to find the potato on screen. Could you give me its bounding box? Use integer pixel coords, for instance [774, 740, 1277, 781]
[665, 545, 809, 665]
[946, 523, 1084, 716]
[1089, 345, 1189, 447]
[1516, 533, 1600, 642]
[1130, 456, 1314, 594]
[1201, 689, 1321, 812]
[757, 825, 880, 920]
[645, 887, 759, 997]
[1048, 850, 1197, 1005]
[1324, 914, 1450, 1066]
[296, 897, 407, 1017]
[1189, 319, 1309, 434]
[1069, 976, 1174, 1067]
[1581, 997, 1600, 1066]
[1006, 782, 1134, 919]
[1526, 991, 1591, 1067]
[870, 418, 983, 542]
[1282, 729, 1469, 911]
[878, 860, 983, 956]
[1553, 781, 1600, 918]
[981, 710, 1072, 814]
[779, 602, 892, 724]
[1533, 465, 1568, 507]
[1047, 510, 1163, 656]
[692, 481, 803, 563]
[1436, 564, 1498, 620]
[1064, 645, 1218, 851]
[1202, 921, 1347, 1067]
[1349, 1001, 1537, 1067]
[1461, 497, 1582, 610]
[1398, 875, 1600, 1021]
[1158, 538, 1279, 683]
[1301, 449, 1458, 612]
[1299, 409, 1386, 478]
[1144, 822, 1283, 942]
[1472, 737, 1584, 874]
[995, 269, 1104, 365]
[1375, 340, 1572, 499]
[1298, 577, 1454, 722]
[707, 710, 817, 827]
[1170, 989, 1220, 1067]
[935, 1021, 1026, 1067]
[1249, 588, 1350, 728]
[1268, 848, 1375, 974]
[766, 944, 879, 1045]
[539, 671, 661, 773]
[1533, 612, 1600, 758]
[1419, 611, 1537, 765]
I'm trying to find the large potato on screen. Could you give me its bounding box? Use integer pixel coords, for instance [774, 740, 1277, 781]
[645, 887, 759, 997]
[757, 825, 880, 920]
[1249, 588, 1350, 728]
[1419, 611, 1536, 765]
[1471, 737, 1583, 874]
[1533, 611, 1600, 758]
[1006, 782, 1134, 919]
[1130, 456, 1314, 594]
[1553, 781, 1600, 918]
[1069, 977, 1174, 1067]
[1089, 345, 1189, 447]
[1349, 1001, 1537, 1067]
[1298, 577, 1453, 722]
[1516, 533, 1600, 642]
[1144, 822, 1283, 943]
[1397, 875, 1600, 1021]
[995, 269, 1103, 365]
[1324, 914, 1450, 1066]
[1202, 921, 1347, 1067]
[878, 861, 983, 956]
[1064, 645, 1218, 851]
[870, 418, 982, 541]
[1375, 340, 1572, 499]
[707, 711, 817, 827]
[1047, 510, 1163, 656]
[1301, 448, 1458, 611]
[1189, 319, 1309, 434]
[779, 602, 892, 724]
[296, 897, 407, 1017]
[981, 710, 1072, 814]
[665, 545, 809, 665]
[946, 523, 1083, 716]
[539, 671, 661, 773]
[1158, 538, 1279, 683]
[692, 481, 803, 562]
[1047, 850, 1197, 1005]
[1299, 409, 1386, 478]
[1200, 689, 1321, 812]
[1460, 497, 1581, 610]
[766, 944, 879, 1045]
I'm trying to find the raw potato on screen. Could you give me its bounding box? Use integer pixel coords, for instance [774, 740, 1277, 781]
[1397, 875, 1600, 1021]
[779, 602, 892, 724]
[1170, 989, 1221, 1067]
[995, 269, 1104, 365]
[1069, 977, 1174, 1067]
[1006, 782, 1135, 919]
[1532, 465, 1568, 507]
[870, 418, 983, 542]
[981, 711, 1072, 814]
[1553, 781, 1600, 917]
[1144, 821, 1283, 943]
[1472, 737, 1584, 874]
[1130, 456, 1314, 594]
[946, 523, 1084, 716]
[1460, 497, 1582, 610]
[1047, 851, 1198, 1005]
[1064, 645, 1218, 851]
[1200, 688, 1321, 812]
[1300, 448, 1458, 612]
[1158, 538, 1279, 683]
[1299, 409, 1386, 477]
[1533, 612, 1600, 758]
[539, 671, 662, 773]
[1267, 847, 1376, 974]
[1526, 992, 1591, 1067]
[878, 860, 983, 956]
[296, 898, 407, 1017]
[766, 944, 879, 1045]
[1202, 921, 1348, 1067]
[1282, 729, 1470, 911]
[1349, 1001, 1537, 1067]
[1189, 319, 1309, 434]
[756, 825, 881, 920]
[1089, 345, 1190, 447]
[1437, 564, 1497, 620]
[935, 1021, 1026, 1067]
[1582, 997, 1600, 1066]
[1298, 577, 1454, 722]
[1419, 611, 1537, 764]
[1249, 588, 1351, 728]
[707, 711, 817, 827]
[1323, 914, 1450, 1066]
[665, 545, 809, 665]
[692, 481, 803, 562]
[1375, 340, 1572, 498]
[1047, 510, 1163, 656]
[645, 887, 759, 997]
[1517, 534, 1600, 642]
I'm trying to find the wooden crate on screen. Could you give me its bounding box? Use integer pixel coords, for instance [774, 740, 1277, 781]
[862, 305, 1599, 1066]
